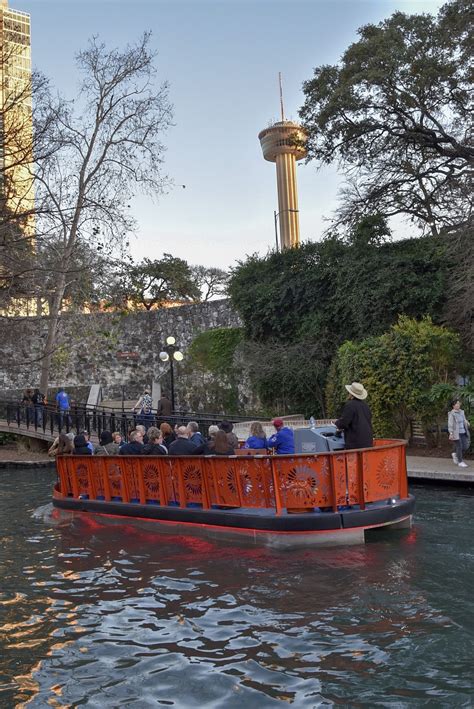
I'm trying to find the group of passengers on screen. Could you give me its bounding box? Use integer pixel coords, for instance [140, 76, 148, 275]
[49, 417, 297, 457]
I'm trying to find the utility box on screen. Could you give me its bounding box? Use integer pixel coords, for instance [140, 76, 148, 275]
[294, 424, 345, 454]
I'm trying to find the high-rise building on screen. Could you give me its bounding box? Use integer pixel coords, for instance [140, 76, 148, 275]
[0, 0, 34, 238]
[258, 78, 307, 250]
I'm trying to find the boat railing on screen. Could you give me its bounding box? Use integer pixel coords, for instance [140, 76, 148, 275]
[56, 440, 408, 515]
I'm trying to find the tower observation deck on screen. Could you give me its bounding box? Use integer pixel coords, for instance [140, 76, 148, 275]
[258, 119, 307, 249]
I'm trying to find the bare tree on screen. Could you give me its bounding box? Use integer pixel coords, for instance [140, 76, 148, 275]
[31, 33, 172, 392]
[191, 265, 229, 302]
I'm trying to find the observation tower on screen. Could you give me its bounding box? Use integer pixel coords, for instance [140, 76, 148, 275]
[258, 76, 307, 249]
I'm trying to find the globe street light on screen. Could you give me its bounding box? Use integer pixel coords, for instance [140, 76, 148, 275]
[159, 336, 183, 412]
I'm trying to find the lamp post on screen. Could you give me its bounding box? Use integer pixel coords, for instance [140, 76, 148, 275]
[274, 208, 299, 251]
[159, 336, 183, 412]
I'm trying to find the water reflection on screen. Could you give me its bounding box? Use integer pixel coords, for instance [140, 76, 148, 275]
[0, 473, 472, 707]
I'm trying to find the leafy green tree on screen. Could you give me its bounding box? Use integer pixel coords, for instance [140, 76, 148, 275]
[442, 226, 474, 352]
[118, 254, 199, 310]
[229, 226, 450, 418]
[229, 231, 448, 346]
[326, 316, 462, 439]
[300, 0, 472, 235]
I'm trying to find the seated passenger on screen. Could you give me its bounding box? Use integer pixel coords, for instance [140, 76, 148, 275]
[244, 422, 268, 450]
[187, 421, 205, 446]
[135, 424, 149, 444]
[205, 430, 235, 456]
[112, 431, 124, 448]
[73, 434, 92, 455]
[168, 426, 198, 456]
[119, 429, 145, 455]
[160, 422, 176, 449]
[143, 427, 168, 455]
[56, 432, 74, 455]
[95, 430, 121, 456]
[49, 431, 74, 457]
[219, 420, 239, 449]
[207, 425, 219, 442]
[81, 430, 95, 455]
[267, 418, 295, 454]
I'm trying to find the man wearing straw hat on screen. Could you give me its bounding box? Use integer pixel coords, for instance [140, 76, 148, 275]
[335, 382, 373, 450]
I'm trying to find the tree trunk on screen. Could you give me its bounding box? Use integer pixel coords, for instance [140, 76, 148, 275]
[39, 272, 67, 395]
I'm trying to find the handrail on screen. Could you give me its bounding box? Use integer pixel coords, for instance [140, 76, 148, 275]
[56, 440, 408, 514]
[0, 401, 254, 439]
[0, 398, 263, 421]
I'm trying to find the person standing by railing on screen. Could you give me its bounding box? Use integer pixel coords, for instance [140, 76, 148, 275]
[157, 393, 172, 418]
[55, 388, 71, 430]
[133, 388, 153, 429]
[21, 387, 34, 425]
[32, 388, 46, 427]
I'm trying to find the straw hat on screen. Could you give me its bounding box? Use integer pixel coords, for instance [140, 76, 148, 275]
[345, 382, 368, 400]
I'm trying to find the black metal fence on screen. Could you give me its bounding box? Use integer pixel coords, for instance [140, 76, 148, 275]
[0, 401, 256, 440]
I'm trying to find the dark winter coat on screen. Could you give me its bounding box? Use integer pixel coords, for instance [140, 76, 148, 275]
[168, 438, 198, 456]
[335, 399, 373, 450]
[157, 397, 173, 417]
[143, 443, 167, 456]
[119, 441, 145, 456]
[73, 435, 92, 456]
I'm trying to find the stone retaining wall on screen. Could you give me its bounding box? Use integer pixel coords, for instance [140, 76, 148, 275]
[0, 300, 245, 410]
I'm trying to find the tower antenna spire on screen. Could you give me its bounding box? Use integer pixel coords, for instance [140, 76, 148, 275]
[279, 72, 285, 122]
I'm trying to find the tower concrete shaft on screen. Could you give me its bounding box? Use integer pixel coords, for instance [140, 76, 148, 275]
[258, 120, 307, 250]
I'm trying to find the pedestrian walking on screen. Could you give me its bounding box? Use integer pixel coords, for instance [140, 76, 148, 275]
[448, 399, 470, 468]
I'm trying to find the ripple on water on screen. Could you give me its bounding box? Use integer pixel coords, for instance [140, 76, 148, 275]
[0, 473, 473, 707]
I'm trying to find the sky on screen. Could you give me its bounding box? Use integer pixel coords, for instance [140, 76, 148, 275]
[17, 0, 444, 269]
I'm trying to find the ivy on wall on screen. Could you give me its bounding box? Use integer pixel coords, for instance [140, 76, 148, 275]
[188, 328, 243, 374]
[186, 328, 244, 414]
[226, 221, 469, 421]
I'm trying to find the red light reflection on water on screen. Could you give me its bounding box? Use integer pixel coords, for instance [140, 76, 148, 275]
[403, 527, 418, 544]
[53, 508, 273, 562]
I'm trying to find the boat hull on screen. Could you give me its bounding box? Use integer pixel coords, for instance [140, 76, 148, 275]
[52, 490, 415, 548]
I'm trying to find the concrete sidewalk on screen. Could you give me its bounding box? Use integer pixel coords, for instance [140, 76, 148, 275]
[407, 455, 474, 483]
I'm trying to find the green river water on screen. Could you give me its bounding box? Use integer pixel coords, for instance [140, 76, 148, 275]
[0, 469, 473, 707]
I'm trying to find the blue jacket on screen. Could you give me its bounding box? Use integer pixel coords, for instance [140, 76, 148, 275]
[190, 432, 205, 446]
[268, 427, 295, 454]
[244, 435, 267, 449]
[56, 391, 70, 410]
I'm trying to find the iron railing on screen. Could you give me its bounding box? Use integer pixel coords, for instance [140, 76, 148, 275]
[0, 400, 258, 439]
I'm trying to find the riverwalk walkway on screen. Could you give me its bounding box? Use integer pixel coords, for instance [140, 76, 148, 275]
[407, 456, 474, 483]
